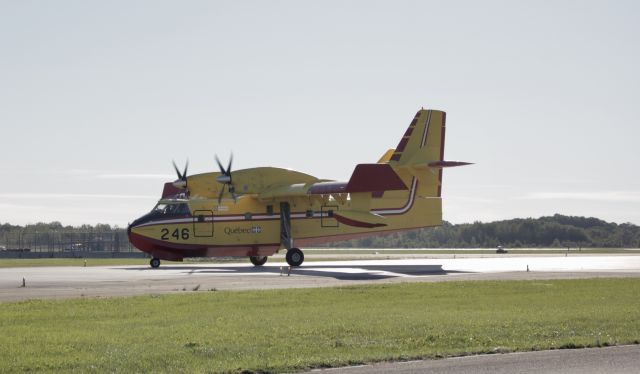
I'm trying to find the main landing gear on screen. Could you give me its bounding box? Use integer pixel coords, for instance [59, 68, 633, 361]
[249, 256, 268, 266]
[249, 250, 304, 267]
[280, 202, 305, 267]
[150, 258, 161, 268]
[285, 248, 304, 267]
[244, 202, 307, 268]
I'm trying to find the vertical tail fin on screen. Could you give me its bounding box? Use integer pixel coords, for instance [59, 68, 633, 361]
[389, 109, 445, 166]
[388, 109, 471, 197]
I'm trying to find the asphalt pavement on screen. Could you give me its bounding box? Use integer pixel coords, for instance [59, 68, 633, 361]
[1, 254, 639, 301]
[307, 345, 640, 374]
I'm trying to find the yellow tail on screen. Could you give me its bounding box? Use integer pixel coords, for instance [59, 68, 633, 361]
[335, 109, 469, 229]
[385, 109, 445, 198]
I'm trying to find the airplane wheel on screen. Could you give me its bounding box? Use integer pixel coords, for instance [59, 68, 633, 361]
[286, 248, 304, 267]
[150, 258, 161, 268]
[250, 256, 268, 266]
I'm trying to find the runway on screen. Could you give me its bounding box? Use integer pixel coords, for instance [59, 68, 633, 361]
[1, 254, 640, 301]
[310, 345, 640, 374]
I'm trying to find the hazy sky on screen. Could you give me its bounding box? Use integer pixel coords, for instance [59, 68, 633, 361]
[1, 1, 639, 227]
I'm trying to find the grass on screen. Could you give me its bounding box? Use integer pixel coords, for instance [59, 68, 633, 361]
[1, 278, 639, 373]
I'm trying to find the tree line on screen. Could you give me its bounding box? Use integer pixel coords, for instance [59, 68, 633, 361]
[324, 214, 640, 248]
[0, 222, 132, 252]
[2, 214, 639, 251]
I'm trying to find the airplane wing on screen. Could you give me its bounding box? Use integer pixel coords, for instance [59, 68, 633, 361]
[257, 163, 408, 200]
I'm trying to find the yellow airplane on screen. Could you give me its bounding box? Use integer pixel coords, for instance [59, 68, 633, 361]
[128, 109, 470, 268]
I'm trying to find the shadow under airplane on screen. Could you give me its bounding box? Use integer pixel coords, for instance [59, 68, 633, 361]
[120, 263, 471, 281]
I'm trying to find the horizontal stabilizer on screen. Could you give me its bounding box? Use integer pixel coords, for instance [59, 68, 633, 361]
[346, 164, 407, 193]
[333, 210, 387, 228]
[427, 161, 473, 168]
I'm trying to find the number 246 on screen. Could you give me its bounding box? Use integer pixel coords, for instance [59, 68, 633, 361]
[160, 228, 189, 240]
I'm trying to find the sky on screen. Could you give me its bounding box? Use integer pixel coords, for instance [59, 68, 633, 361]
[0, 0, 639, 227]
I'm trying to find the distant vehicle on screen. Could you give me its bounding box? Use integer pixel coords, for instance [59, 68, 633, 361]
[0, 245, 5, 251]
[67, 243, 85, 251]
[496, 246, 508, 254]
[128, 109, 472, 268]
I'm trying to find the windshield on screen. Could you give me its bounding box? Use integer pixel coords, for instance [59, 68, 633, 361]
[152, 203, 190, 215]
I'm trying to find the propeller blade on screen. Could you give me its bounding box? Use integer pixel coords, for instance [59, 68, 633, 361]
[214, 153, 236, 203]
[226, 153, 233, 175]
[215, 155, 226, 175]
[171, 160, 189, 189]
[172, 160, 182, 180]
[172, 160, 189, 181]
[228, 183, 237, 202]
[182, 160, 189, 180]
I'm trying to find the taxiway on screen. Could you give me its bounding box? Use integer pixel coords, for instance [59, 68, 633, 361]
[1, 254, 639, 301]
[311, 345, 640, 374]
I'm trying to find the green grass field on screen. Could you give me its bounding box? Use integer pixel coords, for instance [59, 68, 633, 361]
[1, 278, 639, 373]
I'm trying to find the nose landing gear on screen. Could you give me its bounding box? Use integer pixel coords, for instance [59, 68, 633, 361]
[150, 258, 161, 268]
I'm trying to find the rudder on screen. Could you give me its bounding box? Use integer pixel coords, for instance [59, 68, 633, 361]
[387, 109, 446, 197]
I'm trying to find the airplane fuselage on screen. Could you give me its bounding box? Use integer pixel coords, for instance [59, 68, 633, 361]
[128, 176, 442, 261]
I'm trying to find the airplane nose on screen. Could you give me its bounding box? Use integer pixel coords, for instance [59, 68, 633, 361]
[128, 216, 146, 235]
[127, 222, 154, 253]
[127, 218, 143, 238]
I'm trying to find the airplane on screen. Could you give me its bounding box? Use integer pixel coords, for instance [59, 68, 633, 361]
[127, 109, 471, 268]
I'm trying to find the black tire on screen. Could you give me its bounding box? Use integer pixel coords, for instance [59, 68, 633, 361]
[285, 248, 304, 267]
[150, 258, 161, 268]
[249, 256, 268, 266]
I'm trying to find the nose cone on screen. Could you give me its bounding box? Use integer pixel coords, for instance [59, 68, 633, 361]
[127, 215, 144, 237]
[127, 214, 153, 252]
[127, 220, 138, 247]
[128, 221, 155, 253]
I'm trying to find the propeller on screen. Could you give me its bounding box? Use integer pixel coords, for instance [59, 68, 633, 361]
[172, 160, 189, 189]
[215, 154, 237, 203]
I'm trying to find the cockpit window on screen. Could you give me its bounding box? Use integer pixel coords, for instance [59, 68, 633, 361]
[152, 203, 190, 215]
[175, 203, 190, 214]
